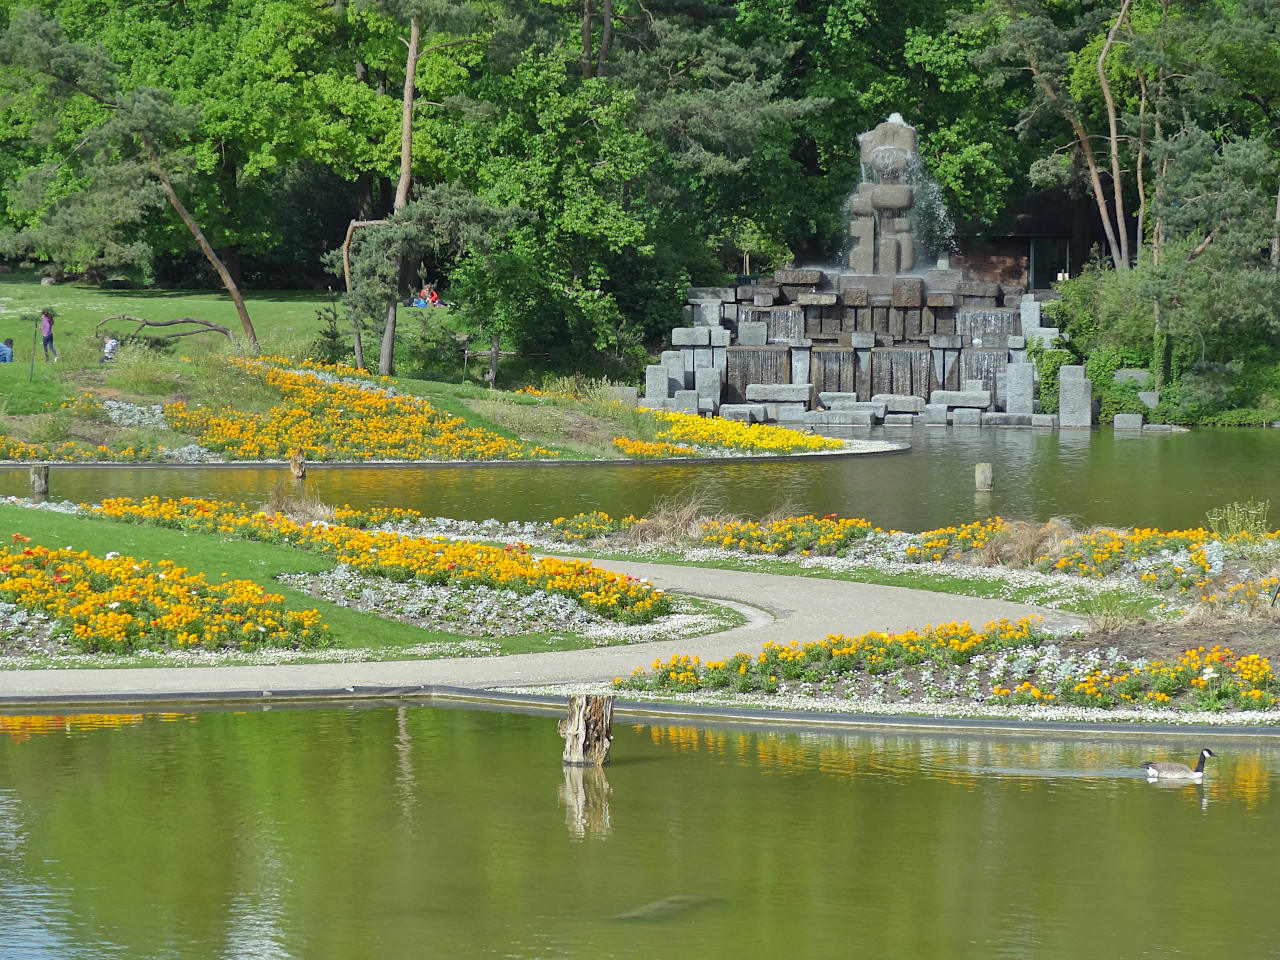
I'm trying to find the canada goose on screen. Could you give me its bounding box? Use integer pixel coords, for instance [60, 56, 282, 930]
[1144, 748, 1214, 780]
[288, 448, 306, 480]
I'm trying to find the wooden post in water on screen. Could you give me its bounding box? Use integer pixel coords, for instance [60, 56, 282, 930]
[29, 464, 50, 497]
[975, 462, 993, 491]
[558, 695, 613, 767]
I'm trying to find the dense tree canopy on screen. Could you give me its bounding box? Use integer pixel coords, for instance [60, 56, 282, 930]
[0, 0, 1276, 402]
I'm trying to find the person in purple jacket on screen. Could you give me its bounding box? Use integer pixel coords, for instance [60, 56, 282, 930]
[39, 308, 57, 361]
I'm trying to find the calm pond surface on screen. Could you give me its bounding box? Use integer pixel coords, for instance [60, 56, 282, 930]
[3, 426, 1279, 529]
[3, 704, 1280, 959]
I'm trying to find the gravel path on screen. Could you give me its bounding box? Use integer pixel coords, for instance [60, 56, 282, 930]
[0, 560, 1080, 705]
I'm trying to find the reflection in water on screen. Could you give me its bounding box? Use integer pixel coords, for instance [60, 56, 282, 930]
[0, 791, 80, 959]
[0, 790, 22, 858]
[6, 426, 1280, 528]
[610, 894, 715, 922]
[558, 765, 613, 840]
[1145, 778, 1211, 812]
[0, 712, 196, 743]
[394, 707, 416, 824]
[223, 825, 293, 960]
[5, 707, 1280, 958]
[0, 713, 145, 741]
[642, 722, 1274, 808]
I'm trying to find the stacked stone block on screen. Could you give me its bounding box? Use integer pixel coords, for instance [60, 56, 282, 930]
[1058, 365, 1093, 428]
[646, 268, 1059, 430]
[638, 118, 1061, 430]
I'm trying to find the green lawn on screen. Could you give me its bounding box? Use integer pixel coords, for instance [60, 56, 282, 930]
[0, 268, 333, 363]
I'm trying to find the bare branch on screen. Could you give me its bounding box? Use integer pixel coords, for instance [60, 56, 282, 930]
[97, 314, 235, 342]
[343, 218, 386, 292]
[1186, 229, 1219, 261]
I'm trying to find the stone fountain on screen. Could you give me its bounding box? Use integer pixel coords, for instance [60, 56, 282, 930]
[640, 114, 1089, 431]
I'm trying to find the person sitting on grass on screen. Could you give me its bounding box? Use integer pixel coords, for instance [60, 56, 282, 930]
[0, 337, 12, 362]
[100, 332, 118, 365]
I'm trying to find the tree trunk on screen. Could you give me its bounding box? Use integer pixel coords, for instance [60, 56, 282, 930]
[29, 464, 49, 497]
[558, 695, 613, 767]
[1150, 4, 1171, 390]
[1152, 299, 1168, 392]
[219, 244, 243, 289]
[1127, 13, 1148, 262]
[1152, 205, 1168, 392]
[356, 171, 375, 221]
[1097, 0, 1132, 267]
[393, 19, 419, 214]
[342, 218, 386, 371]
[487, 332, 500, 387]
[379, 300, 398, 375]
[351, 319, 366, 370]
[145, 142, 259, 352]
[354, 63, 379, 224]
[1070, 113, 1125, 271]
[1024, 53, 1126, 271]
[380, 16, 422, 376]
[581, 0, 593, 76]
[1271, 177, 1280, 269]
[596, 0, 613, 74]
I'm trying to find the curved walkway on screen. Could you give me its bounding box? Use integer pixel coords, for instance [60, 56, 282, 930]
[0, 561, 1080, 706]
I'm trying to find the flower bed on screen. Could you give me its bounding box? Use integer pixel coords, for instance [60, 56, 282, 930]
[650, 409, 844, 454]
[616, 619, 1279, 712]
[549, 508, 1280, 613]
[617, 618, 1045, 695]
[503, 380, 847, 456]
[0, 534, 326, 653]
[89, 497, 670, 624]
[612, 437, 698, 458]
[550, 511, 643, 541]
[164, 358, 559, 461]
[1009, 645, 1279, 711]
[700, 514, 877, 555]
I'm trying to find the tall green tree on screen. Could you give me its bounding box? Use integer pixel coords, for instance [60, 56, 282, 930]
[337, 0, 488, 374]
[0, 7, 260, 348]
[1199, 0, 1280, 267]
[967, 0, 1137, 270]
[1, 0, 357, 286]
[435, 0, 824, 366]
[442, 50, 664, 365]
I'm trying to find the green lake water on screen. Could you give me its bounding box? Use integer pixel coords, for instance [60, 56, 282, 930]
[3, 704, 1279, 959]
[3, 426, 1280, 530]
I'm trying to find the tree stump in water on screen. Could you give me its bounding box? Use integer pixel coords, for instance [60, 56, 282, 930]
[558, 695, 613, 767]
[29, 465, 50, 496]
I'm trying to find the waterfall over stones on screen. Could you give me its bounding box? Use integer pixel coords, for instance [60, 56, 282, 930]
[641, 114, 1083, 432]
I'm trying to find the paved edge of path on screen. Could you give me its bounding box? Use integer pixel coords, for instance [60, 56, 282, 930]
[0, 560, 1082, 702]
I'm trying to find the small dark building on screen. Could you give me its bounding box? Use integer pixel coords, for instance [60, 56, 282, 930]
[952, 187, 1124, 292]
